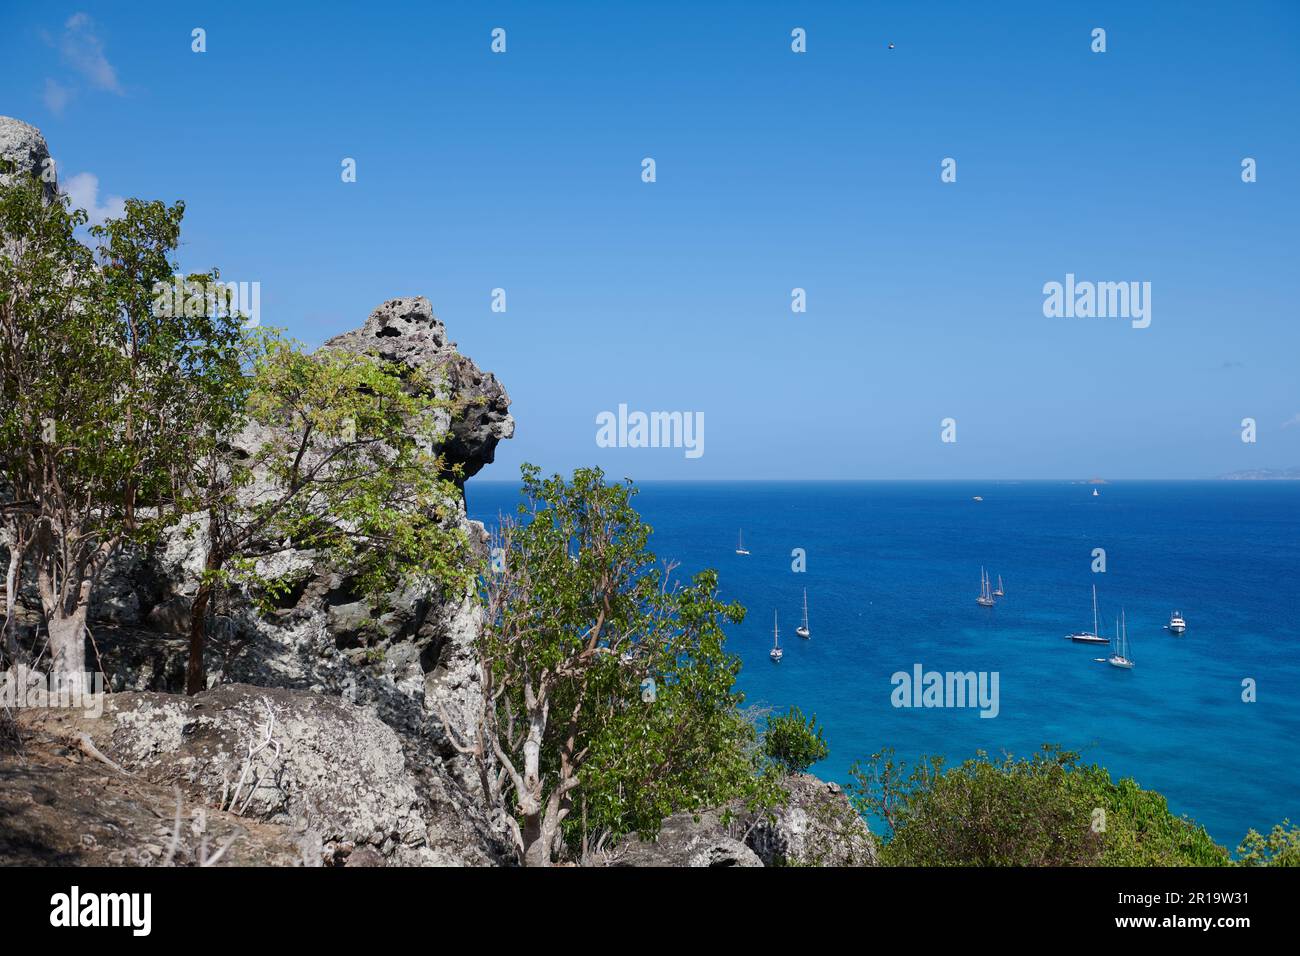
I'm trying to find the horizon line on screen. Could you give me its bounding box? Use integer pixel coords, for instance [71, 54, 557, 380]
[468, 476, 1299, 484]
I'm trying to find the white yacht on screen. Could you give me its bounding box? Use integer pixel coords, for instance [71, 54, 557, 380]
[1092, 488, 1099, 497]
[796, 589, 810, 638]
[1168, 610, 1186, 634]
[770, 610, 783, 662]
[1108, 610, 1134, 668]
[977, 567, 995, 607]
[993, 574, 1005, 598]
[1068, 585, 1109, 644]
[735, 529, 750, 556]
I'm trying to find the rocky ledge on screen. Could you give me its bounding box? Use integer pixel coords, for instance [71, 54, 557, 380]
[2, 685, 510, 866]
[604, 773, 878, 867]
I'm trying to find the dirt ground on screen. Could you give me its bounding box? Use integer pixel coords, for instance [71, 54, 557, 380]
[0, 707, 309, 866]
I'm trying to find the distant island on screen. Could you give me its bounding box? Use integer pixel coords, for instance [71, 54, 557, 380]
[1218, 467, 1300, 480]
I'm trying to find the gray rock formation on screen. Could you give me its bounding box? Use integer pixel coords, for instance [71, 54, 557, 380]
[605, 773, 877, 867]
[71, 312, 513, 851]
[10, 290, 509, 744]
[1, 685, 509, 865]
[0, 121, 517, 858]
[323, 297, 514, 483]
[0, 116, 58, 202]
[743, 773, 877, 866]
[605, 809, 763, 867]
[101, 685, 507, 865]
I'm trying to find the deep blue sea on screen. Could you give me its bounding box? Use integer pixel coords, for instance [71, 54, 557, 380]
[468, 480, 1300, 849]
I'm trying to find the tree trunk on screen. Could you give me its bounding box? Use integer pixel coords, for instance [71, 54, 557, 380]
[520, 782, 571, 866]
[185, 576, 213, 696]
[46, 606, 88, 694]
[522, 816, 555, 867]
[1, 531, 21, 665]
[186, 511, 223, 696]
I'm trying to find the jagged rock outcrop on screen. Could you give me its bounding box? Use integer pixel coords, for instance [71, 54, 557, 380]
[1, 117, 517, 861]
[0, 116, 58, 202]
[744, 773, 878, 866]
[606, 773, 878, 867]
[605, 808, 763, 867]
[4, 291, 511, 762]
[323, 297, 514, 482]
[2, 309, 512, 860]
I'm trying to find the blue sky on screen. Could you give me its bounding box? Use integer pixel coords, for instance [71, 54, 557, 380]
[3, 1, 1298, 479]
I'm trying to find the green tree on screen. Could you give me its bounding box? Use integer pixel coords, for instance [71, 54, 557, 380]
[446, 465, 774, 866]
[0, 171, 243, 688]
[182, 330, 473, 694]
[850, 745, 1228, 867]
[763, 705, 829, 774]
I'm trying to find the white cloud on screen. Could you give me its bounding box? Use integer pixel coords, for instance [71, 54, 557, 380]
[61, 172, 126, 228]
[43, 78, 72, 115]
[60, 13, 123, 94]
[1282, 413, 1300, 430]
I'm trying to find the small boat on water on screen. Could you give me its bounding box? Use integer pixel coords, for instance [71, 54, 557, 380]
[735, 529, 750, 556]
[972, 495, 983, 501]
[1108, 610, 1135, 668]
[993, 574, 1005, 598]
[1068, 585, 1109, 644]
[796, 589, 810, 638]
[977, 567, 995, 607]
[770, 610, 783, 662]
[1168, 610, 1186, 634]
[1092, 488, 1099, 497]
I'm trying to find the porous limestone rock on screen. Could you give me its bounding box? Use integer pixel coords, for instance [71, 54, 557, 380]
[742, 773, 878, 867]
[0, 116, 58, 202]
[97, 685, 509, 865]
[606, 808, 763, 867]
[323, 296, 514, 482]
[605, 773, 878, 867]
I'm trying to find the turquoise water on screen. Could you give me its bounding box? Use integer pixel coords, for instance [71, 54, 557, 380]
[468, 480, 1300, 848]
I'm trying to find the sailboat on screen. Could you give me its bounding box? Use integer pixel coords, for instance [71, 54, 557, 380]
[1108, 610, 1134, 668]
[1092, 488, 1099, 497]
[993, 574, 1005, 598]
[977, 567, 995, 607]
[1067, 585, 1109, 643]
[735, 529, 750, 556]
[769, 610, 783, 662]
[796, 589, 810, 638]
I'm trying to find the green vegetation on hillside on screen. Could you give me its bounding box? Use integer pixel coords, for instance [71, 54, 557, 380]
[848, 744, 1235, 866]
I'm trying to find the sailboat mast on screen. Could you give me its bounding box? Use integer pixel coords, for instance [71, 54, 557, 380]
[1092, 585, 1099, 638]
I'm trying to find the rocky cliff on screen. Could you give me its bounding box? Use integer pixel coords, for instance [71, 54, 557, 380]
[0, 115, 519, 865]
